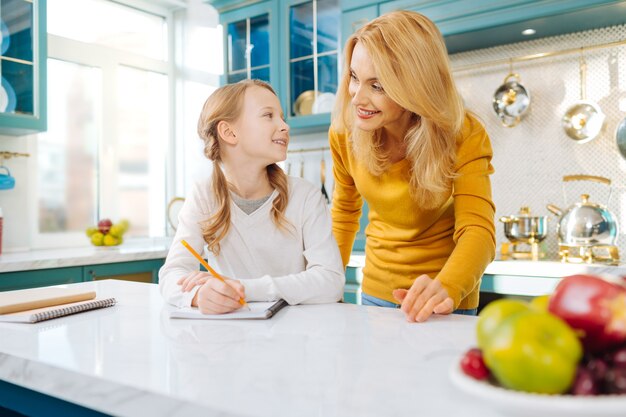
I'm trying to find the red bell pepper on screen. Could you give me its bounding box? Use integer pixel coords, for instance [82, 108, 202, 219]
[548, 274, 626, 354]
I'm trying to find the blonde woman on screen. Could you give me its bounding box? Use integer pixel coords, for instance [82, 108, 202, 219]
[330, 11, 495, 322]
[160, 79, 344, 314]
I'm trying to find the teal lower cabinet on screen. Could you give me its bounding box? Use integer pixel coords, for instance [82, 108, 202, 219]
[0, 267, 83, 291]
[0, 259, 166, 291]
[343, 266, 362, 304]
[83, 259, 165, 284]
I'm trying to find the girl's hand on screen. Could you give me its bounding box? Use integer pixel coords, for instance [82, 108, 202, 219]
[193, 278, 246, 315]
[392, 275, 454, 322]
[177, 271, 212, 292]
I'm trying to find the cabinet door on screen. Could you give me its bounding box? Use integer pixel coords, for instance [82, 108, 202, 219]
[220, 1, 279, 86]
[340, 4, 378, 49]
[0, 0, 46, 134]
[83, 259, 165, 284]
[280, 0, 339, 132]
[0, 267, 83, 291]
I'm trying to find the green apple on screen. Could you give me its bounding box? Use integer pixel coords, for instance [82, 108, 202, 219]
[483, 310, 582, 394]
[476, 299, 530, 350]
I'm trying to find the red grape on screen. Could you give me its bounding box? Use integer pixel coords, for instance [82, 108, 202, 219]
[460, 348, 490, 380]
[571, 367, 599, 396]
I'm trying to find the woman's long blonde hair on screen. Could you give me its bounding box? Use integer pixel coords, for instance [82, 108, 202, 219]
[332, 10, 465, 208]
[197, 79, 290, 255]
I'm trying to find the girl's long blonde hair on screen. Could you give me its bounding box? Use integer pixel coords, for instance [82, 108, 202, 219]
[197, 79, 290, 255]
[332, 10, 465, 208]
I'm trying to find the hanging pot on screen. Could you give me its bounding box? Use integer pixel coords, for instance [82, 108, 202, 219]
[492, 72, 530, 128]
[562, 51, 605, 143]
[546, 175, 618, 247]
[616, 115, 626, 159]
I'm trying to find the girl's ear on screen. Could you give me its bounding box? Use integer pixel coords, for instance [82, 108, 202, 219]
[217, 120, 238, 144]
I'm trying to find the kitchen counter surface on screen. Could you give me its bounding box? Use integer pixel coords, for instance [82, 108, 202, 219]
[348, 252, 626, 278]
[0, 238, 171, 273]
[0, 279, 505, 417]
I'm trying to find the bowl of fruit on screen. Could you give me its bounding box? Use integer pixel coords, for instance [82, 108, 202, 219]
[86, 219, 129, 247]
[451, 274, 626, 416]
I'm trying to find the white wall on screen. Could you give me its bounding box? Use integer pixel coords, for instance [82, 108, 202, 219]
[0, 134, 36, 251]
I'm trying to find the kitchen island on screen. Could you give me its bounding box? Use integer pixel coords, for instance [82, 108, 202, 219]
[0, 279, 504, 417]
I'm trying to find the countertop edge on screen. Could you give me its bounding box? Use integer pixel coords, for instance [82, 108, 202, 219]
[0, 352, 231, 417]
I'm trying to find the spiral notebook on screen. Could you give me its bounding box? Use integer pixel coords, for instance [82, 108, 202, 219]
[169, 299, 288, 320]
[0, 298, 117, 323]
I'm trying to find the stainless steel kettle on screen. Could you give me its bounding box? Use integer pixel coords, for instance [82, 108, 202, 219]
[546, 175, 618, 247]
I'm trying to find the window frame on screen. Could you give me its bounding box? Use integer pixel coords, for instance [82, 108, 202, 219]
[31, 6, 175, 249]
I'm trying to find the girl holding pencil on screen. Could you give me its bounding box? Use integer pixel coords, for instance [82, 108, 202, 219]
[159, 79, 344, 314]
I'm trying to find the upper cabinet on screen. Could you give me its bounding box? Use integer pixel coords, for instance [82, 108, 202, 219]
[208, 0, 626, 134]
[0, 0, 46, 135]
[374, 0, 626, 53]
[280, 0, 339, 132]
[220, 1, 279, 85]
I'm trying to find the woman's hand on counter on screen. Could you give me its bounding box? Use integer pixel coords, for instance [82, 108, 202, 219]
[393, 275, 454, 322]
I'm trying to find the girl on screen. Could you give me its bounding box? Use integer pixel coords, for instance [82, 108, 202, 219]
[160, 79, 344, 314]
[330, 11, 496, 322]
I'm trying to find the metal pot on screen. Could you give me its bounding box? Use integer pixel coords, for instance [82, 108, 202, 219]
[546, 175, 618, 247]
[493, 72, 530, 128]
[562, 52, 605, 143]
[499, 206, 548, 243]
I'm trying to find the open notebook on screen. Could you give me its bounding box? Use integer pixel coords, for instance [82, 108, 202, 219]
[0, 286, 116, 323]
[169, 299, 288, 320]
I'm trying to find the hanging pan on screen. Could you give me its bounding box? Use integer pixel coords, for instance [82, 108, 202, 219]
[616, 116, 626, 159]
[562, 49, 605, 143]
[492, 65, 530, 128]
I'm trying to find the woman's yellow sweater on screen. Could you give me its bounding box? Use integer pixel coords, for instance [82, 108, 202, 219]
[329, 114, 496, 309]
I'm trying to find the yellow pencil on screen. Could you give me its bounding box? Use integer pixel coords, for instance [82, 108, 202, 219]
[180, 239, 250, 310]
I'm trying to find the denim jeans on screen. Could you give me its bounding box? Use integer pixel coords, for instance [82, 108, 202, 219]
[361, 292, 477, 316]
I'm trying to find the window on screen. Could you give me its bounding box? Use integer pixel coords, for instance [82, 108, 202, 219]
[37, 0, 170, 247]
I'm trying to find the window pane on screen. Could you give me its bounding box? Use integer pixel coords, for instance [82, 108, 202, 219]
[318, 54, 337, 93]
[290, 1, 313, 59]
[251, 66, 270, 83]
[227, 20, 247, 73]
[250, 14, 269, 68]
[291, 59, 314, 116]
[116, 66, 167, 237]
[38, 60, 100, 233]
[48, 0, 167, 60]
[317, 0, 339, 54]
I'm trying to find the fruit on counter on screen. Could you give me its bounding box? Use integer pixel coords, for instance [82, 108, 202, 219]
[90, 232, 104, 246]
[98, 218, 113, 234]
[476, 299, 530, 350]
[86, 219, 129, 246]
[548, 274, 626, 354]
[460, 348, 490, 380]
[483, 310, 582, 394]
[529, 294, 550, 310]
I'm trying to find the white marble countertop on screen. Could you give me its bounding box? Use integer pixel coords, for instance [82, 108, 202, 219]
[0, 238, 172, 273]
[0, 280, 506, 417]
[348, 252, 626, 278]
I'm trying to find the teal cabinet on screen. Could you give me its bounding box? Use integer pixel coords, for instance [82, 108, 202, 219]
[219, 1, 279, 86]
[0, 0, 46, 135]
[278, 0, 339, 133]
[0, 266, 82, 291]
[209, 0, 340, 134]
[344, 265, 361, 304]
[340, 4, 378, 47]
[0, 259, 165, 291]
[83, 259, 165, 284]
[378, 0, 626, 53]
